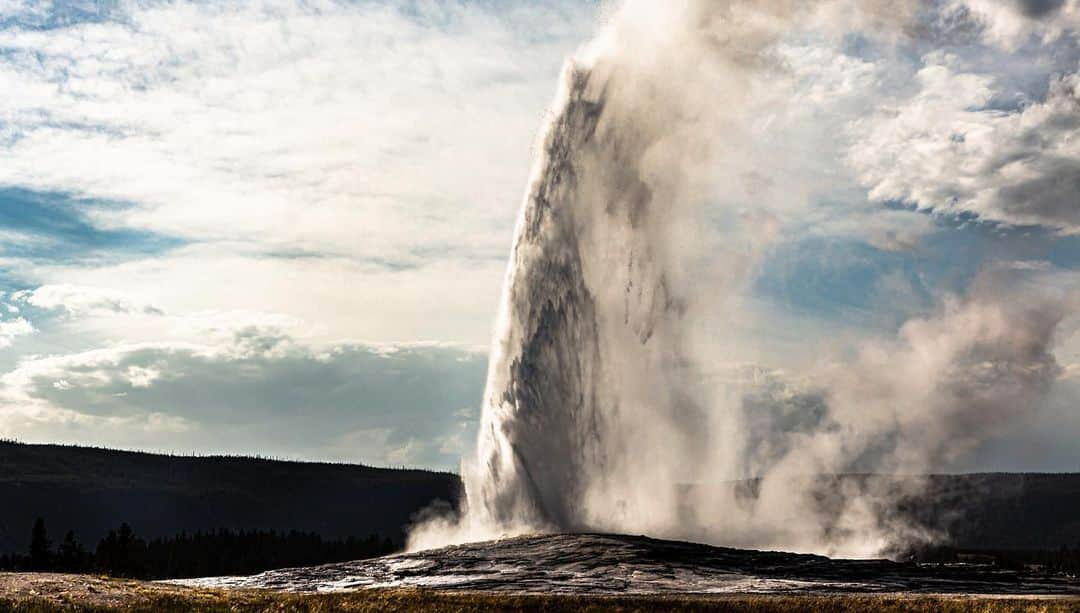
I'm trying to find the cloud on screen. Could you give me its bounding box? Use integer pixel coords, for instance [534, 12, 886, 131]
[15, 244, 506, 346]
[125, 365, 161, 388]
[0, 1, 593, 262]
[14, 284, 164, 316]
[851, 60, 1080, 232]
[0, 316, 33, 347]
[960, 0, 1080, 46]
[1016, 0, 1067, 18]
[0, 2, 595, 350]
[0, 329, 486, 469]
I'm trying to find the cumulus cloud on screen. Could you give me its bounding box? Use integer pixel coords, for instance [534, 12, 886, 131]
[851, 59, 1080, 232]
[0, 329, 486, 469]
[0, 316, 33, 347]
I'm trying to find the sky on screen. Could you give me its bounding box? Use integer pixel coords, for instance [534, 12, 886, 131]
[0, 0, 1078, 472]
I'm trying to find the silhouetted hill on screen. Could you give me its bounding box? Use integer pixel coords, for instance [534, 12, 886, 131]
[912, 473, 1080, 550]
[0, 441, 460, 555]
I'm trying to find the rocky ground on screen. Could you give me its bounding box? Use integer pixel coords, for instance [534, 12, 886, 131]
[3, 534, 1080, 611]
[176, 533, 1080, 595]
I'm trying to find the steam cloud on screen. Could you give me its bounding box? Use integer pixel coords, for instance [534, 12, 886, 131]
[409, 0, 1079, 557]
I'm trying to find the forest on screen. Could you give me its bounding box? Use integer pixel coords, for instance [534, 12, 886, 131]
[0, 518, 397, 579]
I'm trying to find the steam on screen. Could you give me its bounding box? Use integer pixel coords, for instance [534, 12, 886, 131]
[408, 0, 1078, 557]
[689, 263, 1073, 555]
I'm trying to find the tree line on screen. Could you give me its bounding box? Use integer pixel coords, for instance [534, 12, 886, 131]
[0, 518, 398, 579]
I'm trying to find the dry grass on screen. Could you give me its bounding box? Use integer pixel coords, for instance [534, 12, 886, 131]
[3, 591, 1080, 613]
[0, 574, 1078, 612]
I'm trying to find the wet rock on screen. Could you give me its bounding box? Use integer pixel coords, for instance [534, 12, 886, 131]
[175, 533, 1080, 595]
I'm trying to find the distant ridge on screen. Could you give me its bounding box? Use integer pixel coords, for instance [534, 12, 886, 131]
[0, 438, 447, 469]
[0, 441, 460, 554]
[2, 441, 1079, 556]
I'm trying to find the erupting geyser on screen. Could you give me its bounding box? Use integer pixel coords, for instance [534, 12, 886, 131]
[470, 63, 693, 533]
[410, 0, 745, 548]
[409, 0, 1075, 557]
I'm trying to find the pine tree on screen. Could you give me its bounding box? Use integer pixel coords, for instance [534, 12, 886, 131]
[58, 530, 85, 572]
[28, 518, 51, 571]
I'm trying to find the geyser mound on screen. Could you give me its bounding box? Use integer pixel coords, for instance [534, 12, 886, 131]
[178, 533, 1080, 595]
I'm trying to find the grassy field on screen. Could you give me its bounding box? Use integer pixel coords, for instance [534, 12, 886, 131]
[1, 574, 1079, 612]
[4, 591, 1080, 613]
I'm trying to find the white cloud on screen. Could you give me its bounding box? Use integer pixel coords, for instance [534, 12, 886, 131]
[0, 1, 594, 261]
[0, 316, 33, 347]
[16, 284, 164, 316]
[851, 58, 1080, 232]
[0, 0, 44, 18]
[13, 244, 504, 346]
[0, 403, 196, 452]
[125, 365, 160, 388]
[0, 1, 595, 350]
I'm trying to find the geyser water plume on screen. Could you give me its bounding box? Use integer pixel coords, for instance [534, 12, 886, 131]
[410, 0, 771, 549]
[408, 0, 1078, 556]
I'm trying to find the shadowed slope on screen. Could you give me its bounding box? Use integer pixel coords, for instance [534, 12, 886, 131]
[0, 441, 459, 554]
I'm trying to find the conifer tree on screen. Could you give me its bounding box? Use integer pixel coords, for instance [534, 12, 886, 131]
[58, 530, 85, 571]
[28, 518, 51, 570]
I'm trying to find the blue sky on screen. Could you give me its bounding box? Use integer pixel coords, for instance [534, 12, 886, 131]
[0, 0, 1078, 472]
